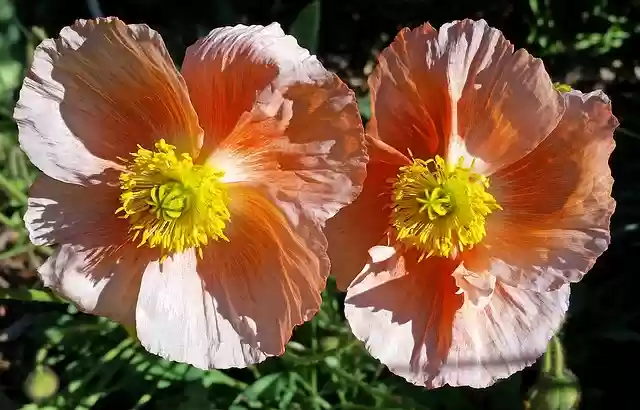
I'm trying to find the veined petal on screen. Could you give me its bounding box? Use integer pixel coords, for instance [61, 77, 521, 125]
[368, 19, 564, 173]
[437, 281, 569, 388]
[14, 17, 202, 184]
[24, 174, 147, 326]
[181, 23, 329, 159]
[326, 160, 398, 290]
[196, 24, 367, 225]
[367, 23, 446, 160]
[38, 244, 148, 327]
[135, 249, 268, 368]
[345, 247, 463, 383]
[24, 174, 127, 247]
[135, 184, 328, 368]
[476, 89, 617, 291]
[453, 267, 496, 309]
[446, 19, 565, 172]
[345, 247, 569, 388]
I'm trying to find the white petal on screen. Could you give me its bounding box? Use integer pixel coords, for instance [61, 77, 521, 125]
[345, 248, 570, 388]
[135, 250, 269, 369]
[39, 244, 146, 326]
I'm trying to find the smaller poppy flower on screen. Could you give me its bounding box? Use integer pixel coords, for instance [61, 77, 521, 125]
[326, 19, 617, 388]
[16, 18, 366, 368]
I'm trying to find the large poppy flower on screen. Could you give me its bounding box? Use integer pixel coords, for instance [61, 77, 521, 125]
[16, 18, 366, 368]
[326, 19, 617, 388]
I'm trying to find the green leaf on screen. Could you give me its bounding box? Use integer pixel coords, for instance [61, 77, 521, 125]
[289, 0, 321, 54]
[234, 372, 282, 404]
[0, 288, 68, 303]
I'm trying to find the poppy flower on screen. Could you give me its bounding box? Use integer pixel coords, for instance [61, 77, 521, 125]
[325, 19, 617, 388]
[16, 18, 366, 368]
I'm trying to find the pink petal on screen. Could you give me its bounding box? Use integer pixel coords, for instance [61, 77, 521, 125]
[24, 174, 127, 247]
[181, 23, 330, 159]
[24, 174, 147, 326]
[325, 160, 399, 290]
[135, 250, 269, 368]
[185, 23, 366, 226]
[14, 17, 202, 184]
[436, 281, 569, 388]
[448, 19, 565, 172]
[436, 281, 570, 388]
[367, 23, 447, 160]
[135, 184, 328, 368]
[473, 90, 618, 291]
[345, 247, 464, 379]
[39, 244, 148, 327]
[367, 19, 564, 173]
[345, 248, 569, 388]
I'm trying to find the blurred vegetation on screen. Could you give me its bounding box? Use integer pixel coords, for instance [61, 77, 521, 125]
[0, 0, 638, 409]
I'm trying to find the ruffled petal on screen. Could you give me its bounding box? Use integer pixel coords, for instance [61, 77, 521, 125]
[437, 282, 569, 388]
[24, 173, 127, 247]
[135, 184, 328, 368]
[182, 23, 289, 156]
[24, 173, 146, 326]
[367, 24, 444, 160]
[345, 247, 569, 388]
[475, 89, 617, 291]
[189, 23, 366, 225]
[14, 17, 202, 184]
[453, 267, 496, 309]
[135, 250, 268, 368]
[367, 19, 564, 173]
[38, 244, 149, 327]
[345, 247, 463, 383]
[325, 160, 398, 290]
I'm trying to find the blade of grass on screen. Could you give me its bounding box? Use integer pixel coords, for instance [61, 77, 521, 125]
[0, 171, 28, 204]
[0, 287, 68, 303]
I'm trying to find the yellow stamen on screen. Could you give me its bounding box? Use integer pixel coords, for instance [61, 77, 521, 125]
[392, 155, 501, 259]
[117, 139, 230, 259]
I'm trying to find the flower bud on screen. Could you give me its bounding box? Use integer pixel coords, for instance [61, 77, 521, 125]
[525, 335, 580, 410]
[23, 365, 59, 403]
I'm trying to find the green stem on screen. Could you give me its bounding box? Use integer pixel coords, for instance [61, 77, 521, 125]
[0, 287, 68, 304]
[550, 335, 566, 378]
[0, 172, 28, 204]
[541, 338, 554, 374]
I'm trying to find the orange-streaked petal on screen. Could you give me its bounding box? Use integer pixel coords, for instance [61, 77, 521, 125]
[345, 246, 463, 375]
[367, 23, 445, 160]
[473, 89, 617, 291]
[326, 160, 399, 290]
[135, 184, 328, 368]
[207, 65, 366, 225]
[368, 19, 564, 173]
[345, 247, 569, 388]
[448, 19, 565, 172]
[14, 17, 202, 184]
[435, 281, 569, 388]
[181, 23, 328, 159]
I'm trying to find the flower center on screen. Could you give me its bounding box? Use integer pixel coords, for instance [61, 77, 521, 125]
[117, 139, 230, 259]
[391, 155, 501, 259]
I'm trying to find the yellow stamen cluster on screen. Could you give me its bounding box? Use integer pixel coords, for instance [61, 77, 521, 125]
[392, 155, 501, 259]
[117, 139, 230, 259]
